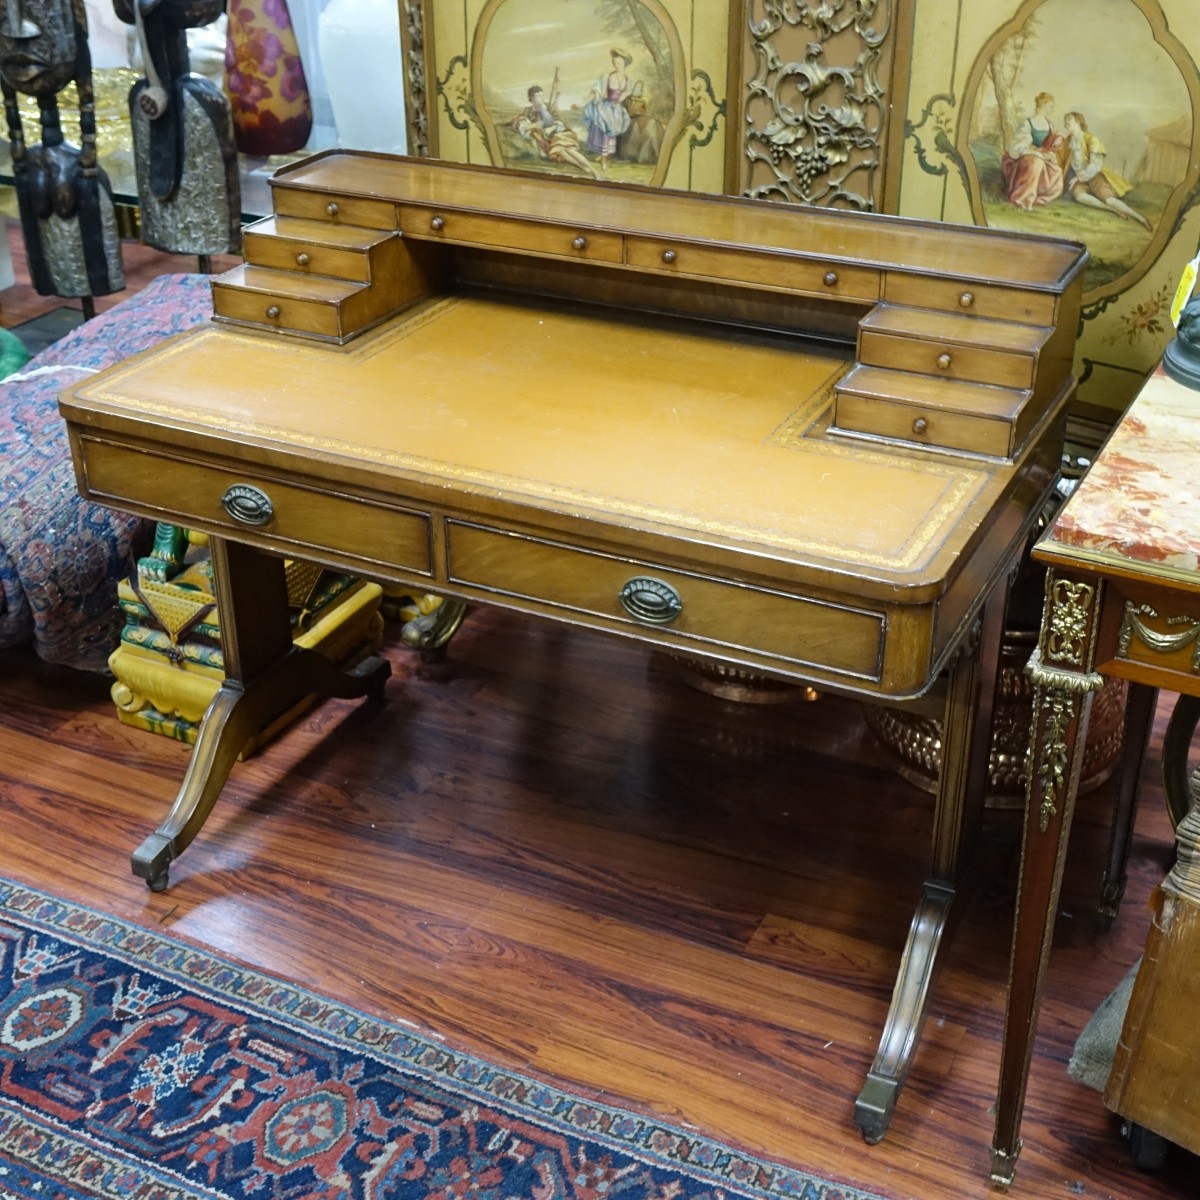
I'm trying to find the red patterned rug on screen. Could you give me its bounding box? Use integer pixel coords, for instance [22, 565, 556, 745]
[0, 881, 884, 1200]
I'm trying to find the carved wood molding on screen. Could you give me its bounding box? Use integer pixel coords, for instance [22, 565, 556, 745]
[741, 0, 895, 209]
[400, 0, 430, 159]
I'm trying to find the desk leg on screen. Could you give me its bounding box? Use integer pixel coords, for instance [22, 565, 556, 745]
[855, 584, 1005, 1142]
[131, 538, 390, 891]
[991, 569, 1104, 1188]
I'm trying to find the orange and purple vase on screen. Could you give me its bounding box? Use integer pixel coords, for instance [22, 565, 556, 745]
[224, 0, 312, 156]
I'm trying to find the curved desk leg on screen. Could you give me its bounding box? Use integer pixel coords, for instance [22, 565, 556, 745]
[131, 537, 390, 891]
[855, 583, 1006, 1142]
[1098, 682, 1157, 927]
[991, 570, 1105, 1188]
[1163, 694, 1200, 829]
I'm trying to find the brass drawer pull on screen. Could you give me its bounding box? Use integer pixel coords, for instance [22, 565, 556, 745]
[936, 353, 952, 370]
[325, 202, 339, 217]
[661, 249, 677, 265]
[912, 417, 929, 435]
[618, 577, 682, 625]
[823, 271, 838, 287]
[221, 484, 274, 526]
[959, 291, 975, 308]
[295, 252, 310, 267]
[572, 235, 588, 251]
[265, 304, 281, 319]
[430, 215, 446, 231]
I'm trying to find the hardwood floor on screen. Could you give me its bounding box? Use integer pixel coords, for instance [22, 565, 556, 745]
[1, 227, 1195, 1198]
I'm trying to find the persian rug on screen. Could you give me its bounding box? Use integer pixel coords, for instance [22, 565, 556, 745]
[0, 881, 888, 1200]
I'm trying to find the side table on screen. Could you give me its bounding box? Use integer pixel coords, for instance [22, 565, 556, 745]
[991, 365, 1200, 1185]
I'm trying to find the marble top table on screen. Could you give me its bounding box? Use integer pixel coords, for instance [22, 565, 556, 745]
[990, 365, 1200, 1187]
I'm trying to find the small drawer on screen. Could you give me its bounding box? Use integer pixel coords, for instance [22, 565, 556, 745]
[272, 188, 398, 230]
[77, 437, 433, 576]
[212, 284, 343, 339]
[833, 395, 1015, 457]
[625, 238, 880, 302]
[883, 273, 1057, 325]
[447, 522, 884, 681]
[859, 329, 1036, 389]
[243, 232, 373, 283]
[400, 205, 623, 263]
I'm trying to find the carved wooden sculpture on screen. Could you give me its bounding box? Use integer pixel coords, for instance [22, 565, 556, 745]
[114, 0, 241, 258]
[0, 0, 124, 308]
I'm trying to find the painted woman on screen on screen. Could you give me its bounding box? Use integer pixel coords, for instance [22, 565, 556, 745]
[1001, 90, 1064, 209]
[582, 48, 634, 173]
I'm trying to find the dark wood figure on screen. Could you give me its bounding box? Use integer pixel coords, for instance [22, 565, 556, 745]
[0, 0, 124, 309]
[115, 0, 241, 260]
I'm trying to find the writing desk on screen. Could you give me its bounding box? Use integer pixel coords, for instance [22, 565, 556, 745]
[60, 153, 1086, 1161]
[993, 365, 1200, 1185]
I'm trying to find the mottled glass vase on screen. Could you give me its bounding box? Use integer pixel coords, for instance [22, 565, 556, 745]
[224, 0, 312, 156]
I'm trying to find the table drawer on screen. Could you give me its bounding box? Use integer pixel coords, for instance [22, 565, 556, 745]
[447, 522, 884, 680]
[859, 328, 1036, 389]
[834, 394, 1016, 457]
[400, 205, 624, 263]
[272, 188, 398, 230]
[77, 437, 433, 575]
[883, 272, 1057, 325]
[211, 283, 343, 339]
[625, 237, 880, 302]
[243, 229, 373, 283]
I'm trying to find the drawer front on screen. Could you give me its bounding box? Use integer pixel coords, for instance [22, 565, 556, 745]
[272, 188, 398, 230]
[243, 233, 371, 283]
[859, 329, 1036, 388]
[625, 237, 880, 302]
[447, 522, 884, 680]
[883, 272, 1057, 325]
[400, 205, 624, 263]
[79, 437, 433, 575]
[212, 284, 342, 338]
[833, 395, 1012, 457]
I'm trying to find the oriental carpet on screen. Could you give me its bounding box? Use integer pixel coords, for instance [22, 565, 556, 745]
[0, 881, 886, 1200]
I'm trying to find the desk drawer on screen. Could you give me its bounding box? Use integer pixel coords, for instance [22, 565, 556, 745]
[78, 437, 433, 575]
[883, 273, 1057, 325]
[625, 238, 880, 302]
[272, 188, 398, 230]
[211, 282, 344, 339]
[400, 205, 623, 263]
[447, 522, 884, 680]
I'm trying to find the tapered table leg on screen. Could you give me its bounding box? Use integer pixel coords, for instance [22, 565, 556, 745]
[991, 570, 1105, 1188]
[855, 583, 1006, 1141]
[130, 537, 390, 890]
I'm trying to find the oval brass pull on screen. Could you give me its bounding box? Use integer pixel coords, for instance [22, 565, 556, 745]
[572, 235, 588, 251]
[295, 252, 310, 267]
[618, 577, 682, 625]
[936, 353, 952, 370]
[661, 249, 677, 265]
[823, 271, 838, 287]
[430, 215, 446, 231]
[959, 291, 975, 308]
[325, 202, 339, 217]
[221, 484, 274, 526]
[912, 417, 929, 435]
[265, 304, 281, 319]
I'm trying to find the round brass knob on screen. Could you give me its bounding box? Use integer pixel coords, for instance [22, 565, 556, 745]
[823, 271, 838, 287]
[325, 202, 339, 217]
[959, 291, 975, 308]
[572, 235, 588, 251]
[936, 353, 952, 370]
[295, 252, 310, 267]
[265, 304, 281, 319]
[430, 215, 445, 231]
[912, 417, 929, 435]
[661, 249, 677, 264]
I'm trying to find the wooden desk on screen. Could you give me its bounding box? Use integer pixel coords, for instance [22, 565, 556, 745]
[59, 153, 1086, 1161]
[993, 366, 1200, 1185]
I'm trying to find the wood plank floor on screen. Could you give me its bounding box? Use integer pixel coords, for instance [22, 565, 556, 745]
[1, 230, 1196, 1198]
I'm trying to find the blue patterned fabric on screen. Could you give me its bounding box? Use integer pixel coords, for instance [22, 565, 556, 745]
[0, 880, 886, 1200]
[0, 274, 214, 671]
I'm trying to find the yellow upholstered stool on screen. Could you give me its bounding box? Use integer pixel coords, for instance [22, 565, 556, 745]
[109, 528, 383, 753]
